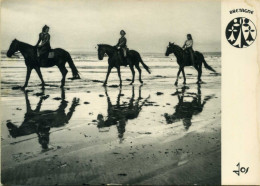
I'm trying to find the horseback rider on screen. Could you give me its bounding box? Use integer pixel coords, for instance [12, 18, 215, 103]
[35, 25, 51, 63]
[182, 34, 195, 66]
[116, 30, 128, 66]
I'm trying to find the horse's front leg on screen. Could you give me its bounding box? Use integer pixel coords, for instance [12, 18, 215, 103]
[22, 67, 32, 90]
[117, 67, 122, 86]
[129, 65, 135, 85]
[35, 67, 46, 89]
[104, 66, 112, 86]
[175, 67, 182, 86]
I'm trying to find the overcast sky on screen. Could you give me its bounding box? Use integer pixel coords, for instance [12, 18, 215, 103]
[1, 0, 220, 53]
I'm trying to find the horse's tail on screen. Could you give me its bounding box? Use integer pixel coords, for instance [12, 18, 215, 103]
[138, 54, 151, 74]
[67, 52, 81, 79]
[202, 59, 216, 72]
[199, 53, 216, 72]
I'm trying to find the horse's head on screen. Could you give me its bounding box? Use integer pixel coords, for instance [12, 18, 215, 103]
[7, 39, 19, 58]
[37, 124, 50, 150]
[183, 118, 192, 131]
[97, 44, 106, 60]
[165, 42, 175, 56]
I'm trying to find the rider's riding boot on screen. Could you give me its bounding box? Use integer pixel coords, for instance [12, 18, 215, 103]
[37, 57, 41, 64]
[191, 56, 195, 66]
[124, 57, 128, 66]
[190, 51, 195, 66]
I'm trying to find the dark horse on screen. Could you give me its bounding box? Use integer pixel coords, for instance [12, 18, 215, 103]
[6, 88, 80, 149]
[165, 42, 216, 85]
[97, 44, 151, 86]
[164, 84, 214, 130]
[6, 39, 80, 89]
[97, 85, 150, 142]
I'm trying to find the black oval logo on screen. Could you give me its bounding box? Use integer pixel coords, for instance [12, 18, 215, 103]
[226, 17, 257, 48]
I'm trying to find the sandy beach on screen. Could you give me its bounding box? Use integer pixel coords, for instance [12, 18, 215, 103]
[1, 52, 221, 185]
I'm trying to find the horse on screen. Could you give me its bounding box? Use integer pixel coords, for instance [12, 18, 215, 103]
[6, 39, 80, 89]
[97, 85, 150, 142]
[164, 84, 214, 130]
[165, 42, 216, 85]
[6, 88, 79, 149]
[97, 44, 151, 86]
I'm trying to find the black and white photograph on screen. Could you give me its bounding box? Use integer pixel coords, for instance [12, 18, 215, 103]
[1, 0, 222, 185]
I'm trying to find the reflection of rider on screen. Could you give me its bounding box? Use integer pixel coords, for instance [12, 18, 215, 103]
[182, 34, 195, 66]
[35, 25, 51, 62]
[116, 30, 128, 66]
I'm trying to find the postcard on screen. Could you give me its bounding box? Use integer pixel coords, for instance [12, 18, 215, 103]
[0, 0, 259, 185]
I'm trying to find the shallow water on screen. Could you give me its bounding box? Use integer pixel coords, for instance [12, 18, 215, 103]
[1, 52, 221, 185]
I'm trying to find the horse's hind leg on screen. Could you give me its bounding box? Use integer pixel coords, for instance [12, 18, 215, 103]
[35, 67, 46, 89]
[198, 63, 202, 82]
[194, 65, 201, 84]
[58, 65, 68, 88]
[129, 65, 135, 85]
[181, 68, 186, 84]
[135, 63, 143, 84]
[116, 67, 122, 86]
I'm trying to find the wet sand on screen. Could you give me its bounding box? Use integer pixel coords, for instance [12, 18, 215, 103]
[1, 53, 221, 185]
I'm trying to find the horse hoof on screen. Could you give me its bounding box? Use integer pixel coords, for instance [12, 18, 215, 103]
[140, 81, 143, 84]
[174, 82, 178, 86]
[71, 76, 80, 80]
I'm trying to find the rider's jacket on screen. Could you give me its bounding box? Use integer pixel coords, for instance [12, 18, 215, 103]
[183, 39, 193, 49]
[36, 32, 51, 56]
[116, 36, 127, 49]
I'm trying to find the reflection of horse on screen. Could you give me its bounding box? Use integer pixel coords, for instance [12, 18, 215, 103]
[97, 85, 150, 142]
[6, 89, 80, 149]
[165, 42, 216, 85]
[6, 39, 80, 89]
[97, 44, 151, 86]
[164, 85, 214, 130]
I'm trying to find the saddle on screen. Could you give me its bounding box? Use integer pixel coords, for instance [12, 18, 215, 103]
[48, 51, 55, 58]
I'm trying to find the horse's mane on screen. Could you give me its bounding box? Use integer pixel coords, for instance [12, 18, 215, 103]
[98, 44, 118, 54]
[17, 40, 34, 48]
[172, 44, 183, 52]
[98, 44, 115, 48]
